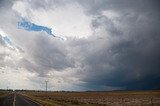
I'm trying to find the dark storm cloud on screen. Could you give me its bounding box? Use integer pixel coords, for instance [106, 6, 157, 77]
[24, 0, 160, 90]
[19, 33, 75, 77]
[1, 0, 160, 90]
[0, 0, 5, 7]
[32, 35, 74, 69]
[78, 0, 160, 15]
[0, 0, 13, 9]
[71, 0, 160, 90]
[81, 36, 160, 90]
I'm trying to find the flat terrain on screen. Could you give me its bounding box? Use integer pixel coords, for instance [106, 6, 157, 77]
[15, 93, 42, 106]
[21, 90, 160, 106]
[0, 92, 42, 106]
[0, 90, 160, 106]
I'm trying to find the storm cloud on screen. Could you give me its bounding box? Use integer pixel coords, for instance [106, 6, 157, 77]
[0, 0, 160, 90]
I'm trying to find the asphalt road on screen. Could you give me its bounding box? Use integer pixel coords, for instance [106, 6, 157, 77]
[0, 93, 42, 106]
[1, 93, 14, 106]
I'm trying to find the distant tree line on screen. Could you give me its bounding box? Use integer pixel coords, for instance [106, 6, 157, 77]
[0, 89, 13, 92]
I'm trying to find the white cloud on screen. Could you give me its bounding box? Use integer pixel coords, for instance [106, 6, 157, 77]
[0, 67, 39, 90]
[12, 0, 29, 18]
[12, 0, 93, 38]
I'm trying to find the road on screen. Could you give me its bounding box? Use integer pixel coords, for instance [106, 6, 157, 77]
[0, 93, 42, 106]
[1, 93, 14, 106]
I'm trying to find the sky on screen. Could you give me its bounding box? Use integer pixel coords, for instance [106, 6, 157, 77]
[18, 18, 54, 37]
[0, 0, 160, 91]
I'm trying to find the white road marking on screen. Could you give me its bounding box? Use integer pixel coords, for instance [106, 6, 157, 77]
[13, 93, 16, 106]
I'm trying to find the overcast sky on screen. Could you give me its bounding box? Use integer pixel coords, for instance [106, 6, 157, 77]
[0, 0, 160, 91]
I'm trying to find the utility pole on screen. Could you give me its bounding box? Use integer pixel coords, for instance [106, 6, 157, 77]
[45, 81, 48, 97]
[7, 86, 8, 92]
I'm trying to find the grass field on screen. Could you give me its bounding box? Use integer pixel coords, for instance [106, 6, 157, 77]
[0, 91, 11, 98]
[20, 90, 160, 106]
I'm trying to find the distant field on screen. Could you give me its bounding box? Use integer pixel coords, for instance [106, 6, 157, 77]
[0, 91, 11, 98]
[21, 90, 160, 106]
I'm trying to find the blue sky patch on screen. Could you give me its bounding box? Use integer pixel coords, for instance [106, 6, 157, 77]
[18, 19, 55, 37]
[2, 36, 12, 45]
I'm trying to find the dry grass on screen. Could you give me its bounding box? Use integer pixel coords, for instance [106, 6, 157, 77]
[0, 91, 10, 98]
[21, 90, 160, 106]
